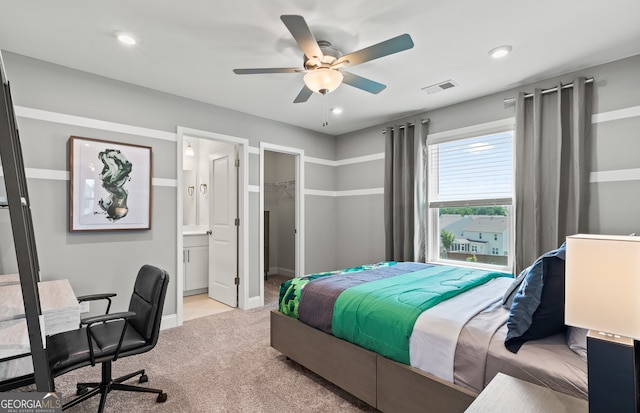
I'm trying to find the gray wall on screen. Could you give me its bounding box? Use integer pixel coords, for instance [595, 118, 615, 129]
[3, 49, 638, 316]
[335, 54, 640, 269]
[1, 51, 337, 315]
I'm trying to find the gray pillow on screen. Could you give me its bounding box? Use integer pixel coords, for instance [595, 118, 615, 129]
[567, 327, 588, 362]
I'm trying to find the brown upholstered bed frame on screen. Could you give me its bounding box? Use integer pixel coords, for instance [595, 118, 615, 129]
[270, 310, 477, 413]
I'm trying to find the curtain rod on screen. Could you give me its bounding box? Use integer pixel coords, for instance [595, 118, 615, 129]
[503, 77, 594, 105]
[382, 118, 429, 134]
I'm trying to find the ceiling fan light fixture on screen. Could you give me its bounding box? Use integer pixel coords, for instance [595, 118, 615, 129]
[232, 15, 413, 103]
[304, 68, 343, 94]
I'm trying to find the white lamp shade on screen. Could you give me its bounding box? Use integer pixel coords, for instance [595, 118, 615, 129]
[565, 234, 640, 340]
[303, 68, 343, 94]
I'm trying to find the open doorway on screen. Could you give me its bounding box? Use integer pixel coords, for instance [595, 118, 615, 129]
[182, 137, 237, 320]
[259, 142, 304, 303]
[176, 127, 250, 326]
[263, 151, 296, 279]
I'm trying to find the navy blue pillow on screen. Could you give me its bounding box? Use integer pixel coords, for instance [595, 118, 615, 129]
[505, 244, 566, 353]
[501, 266, 529, 309]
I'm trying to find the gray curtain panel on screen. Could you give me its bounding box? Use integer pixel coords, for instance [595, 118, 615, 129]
[514, 77, 593, 273]
[384, 122, 429, 262]
[414, 121, 429, 262]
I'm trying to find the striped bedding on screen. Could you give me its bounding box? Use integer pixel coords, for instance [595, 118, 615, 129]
[278, 262, 510, 365]
[277, 262, 588, 399]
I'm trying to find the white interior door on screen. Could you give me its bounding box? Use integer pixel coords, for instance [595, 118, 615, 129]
[208, 147, 237, 307]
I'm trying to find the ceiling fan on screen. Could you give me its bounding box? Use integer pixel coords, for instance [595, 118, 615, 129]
[233, 15, 414, 103]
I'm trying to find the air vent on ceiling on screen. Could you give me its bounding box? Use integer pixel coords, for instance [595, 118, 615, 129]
[421, 80, 459, 95]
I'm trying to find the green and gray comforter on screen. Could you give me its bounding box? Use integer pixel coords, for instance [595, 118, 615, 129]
[278, 262, 509, 365]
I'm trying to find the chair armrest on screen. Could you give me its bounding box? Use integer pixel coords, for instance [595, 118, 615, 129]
[77, 293, 117, 314]
[77, 293, 117, 302]
[81, 311, 135, 326]
[82, 311, 136, 365]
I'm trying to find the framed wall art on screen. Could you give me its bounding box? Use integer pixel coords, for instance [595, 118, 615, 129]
[70, 136, 152, 231]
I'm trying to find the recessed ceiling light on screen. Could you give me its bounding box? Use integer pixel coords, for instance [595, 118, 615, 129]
[117, 33, 137, 46]
[489, 45, 512, 59]
[330, 107, 343, 114]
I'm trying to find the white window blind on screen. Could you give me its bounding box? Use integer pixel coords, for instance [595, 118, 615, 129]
[429, 132, 513, 206]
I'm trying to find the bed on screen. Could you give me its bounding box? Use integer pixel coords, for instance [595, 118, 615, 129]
[270, 255, 587, 413]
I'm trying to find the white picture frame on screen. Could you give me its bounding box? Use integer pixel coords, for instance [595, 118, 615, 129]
[69, 136, 152, 232]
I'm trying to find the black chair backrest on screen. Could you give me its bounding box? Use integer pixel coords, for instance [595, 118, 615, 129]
[127, 265, 170, 344]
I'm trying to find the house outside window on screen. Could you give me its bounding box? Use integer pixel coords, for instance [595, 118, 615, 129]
[427, 119, 514, 271]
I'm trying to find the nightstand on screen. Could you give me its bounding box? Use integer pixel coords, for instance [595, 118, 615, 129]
[465, 373, 587, 413]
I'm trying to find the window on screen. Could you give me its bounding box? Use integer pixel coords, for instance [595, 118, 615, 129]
[428, 121, 514, 271]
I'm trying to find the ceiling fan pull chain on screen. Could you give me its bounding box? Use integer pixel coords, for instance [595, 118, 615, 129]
[322, 93, 329, 127]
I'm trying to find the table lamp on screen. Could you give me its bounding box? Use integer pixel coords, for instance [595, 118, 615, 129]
[565, 234, 640, 413]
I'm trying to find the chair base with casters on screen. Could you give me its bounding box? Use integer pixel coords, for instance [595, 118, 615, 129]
[66, 362, 167, 411]
[46, 264, 170, 412]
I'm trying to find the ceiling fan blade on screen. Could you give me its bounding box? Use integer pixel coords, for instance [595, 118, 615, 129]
[280, 15, 324, 59]
[341, 71, 386, 94]
[336, 33, 414, 66]
[293, 85, 313, 103]
[233, 68, 301, 74]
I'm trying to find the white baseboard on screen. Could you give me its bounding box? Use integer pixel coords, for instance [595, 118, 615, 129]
[279, 267, 295, 278]
[268, 266, 295, 278]
[183, 287, 207, 296]
[160, 314, 178, 330]
[244, 295, 262, 310]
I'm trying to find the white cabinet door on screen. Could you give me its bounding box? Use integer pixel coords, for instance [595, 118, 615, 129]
[184, 245, 209, 292]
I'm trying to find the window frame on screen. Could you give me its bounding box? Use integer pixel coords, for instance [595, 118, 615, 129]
[426, 118, 515, 273]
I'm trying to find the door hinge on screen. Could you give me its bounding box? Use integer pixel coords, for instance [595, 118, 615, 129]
[235, 159, 240, 167]
[235, 218, 240, 226]
[234, 277, 240, 285]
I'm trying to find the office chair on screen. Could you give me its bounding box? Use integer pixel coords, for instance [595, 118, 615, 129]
[46, 264, 170, 412]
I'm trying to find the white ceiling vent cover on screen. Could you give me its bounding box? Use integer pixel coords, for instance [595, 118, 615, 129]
[422, 80, 459, 94]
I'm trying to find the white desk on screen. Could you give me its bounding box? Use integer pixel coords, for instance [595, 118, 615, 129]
[0, 273, 20, 286]
[0, 279, 80, 381]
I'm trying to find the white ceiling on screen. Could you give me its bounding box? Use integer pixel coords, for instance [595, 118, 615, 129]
[1, 0, 639, 135]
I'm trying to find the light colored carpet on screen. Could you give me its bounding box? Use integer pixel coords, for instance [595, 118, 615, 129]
[47, 274, 379, 412]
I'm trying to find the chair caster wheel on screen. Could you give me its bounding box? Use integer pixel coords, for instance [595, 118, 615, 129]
[76, 387, 89, 396]
[157, 392, 167, 403]
[139, 374, 148, 383]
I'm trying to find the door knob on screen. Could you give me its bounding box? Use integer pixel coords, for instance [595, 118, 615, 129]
[206, 230, 212, 235]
